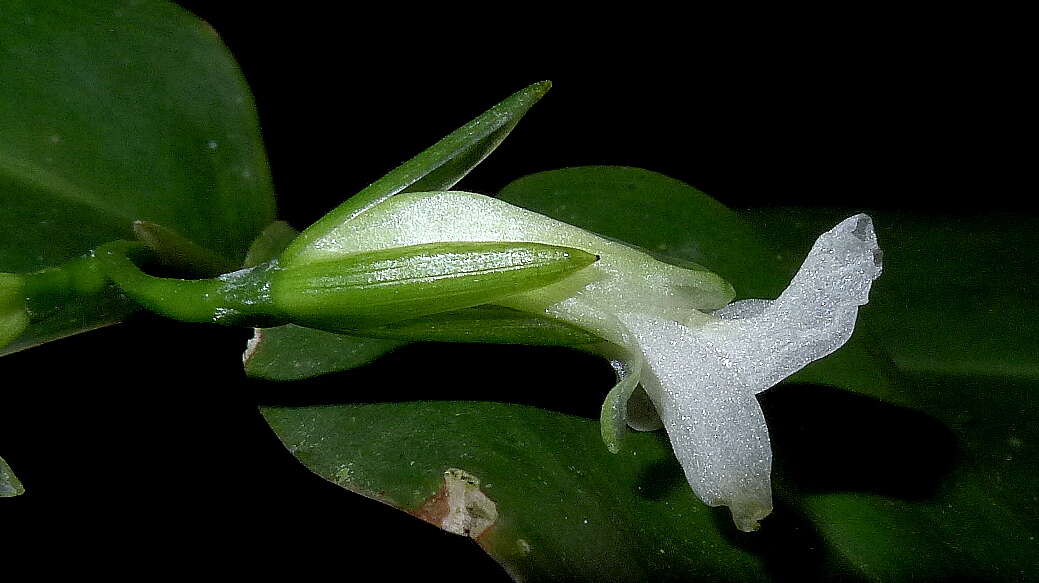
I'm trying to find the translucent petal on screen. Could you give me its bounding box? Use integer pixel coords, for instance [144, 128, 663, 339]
[712, 213, 883, 392]
[615, 214, 882, 531]
[619, 313, 774, 532]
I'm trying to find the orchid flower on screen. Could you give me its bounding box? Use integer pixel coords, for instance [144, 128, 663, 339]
[283, 190, 882, 532]
[6, 184, 881, 530]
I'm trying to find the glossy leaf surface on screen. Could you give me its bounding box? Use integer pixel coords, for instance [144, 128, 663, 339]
[244, 324, 405, 382]
[0, 0, 275, 353]
[262, 401, 771, 582]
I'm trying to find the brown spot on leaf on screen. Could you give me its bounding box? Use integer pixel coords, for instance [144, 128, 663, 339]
[413, 468, 497, 539]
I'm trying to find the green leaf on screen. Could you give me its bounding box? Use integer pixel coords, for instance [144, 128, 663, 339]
[0, 0, 275, 353]
[0, 455, 24, 497]
[262, 401, 771, 582]
[243, 306, 600, 381]
[244, 324, 404, 382]
[788, 372, 1039, 581]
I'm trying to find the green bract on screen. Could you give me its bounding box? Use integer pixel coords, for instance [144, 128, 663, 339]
[270, 242, 599, 331]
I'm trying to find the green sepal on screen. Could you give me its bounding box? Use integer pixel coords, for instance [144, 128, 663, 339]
[243, 324, 406, 381]
[281, 82, 552, 265]
[133, 220, 238, 276]
[599, 357, 643, 454]
[243, 221, 298, 268]
[351, 304, 602, 346]
[272, 242, 597, 331]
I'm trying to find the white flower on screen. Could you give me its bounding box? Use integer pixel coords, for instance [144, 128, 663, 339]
[293, 190, 882, 531]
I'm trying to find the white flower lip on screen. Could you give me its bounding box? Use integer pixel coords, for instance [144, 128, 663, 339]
[301, 190, 882, 533]
[617, 213, 882, 531]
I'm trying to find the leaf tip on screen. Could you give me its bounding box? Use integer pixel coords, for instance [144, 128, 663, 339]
[0, 456, 25, 497]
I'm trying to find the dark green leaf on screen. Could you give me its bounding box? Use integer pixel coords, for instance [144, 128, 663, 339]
[243, 306, 600, 381]
[243, 324, 404, 382]
[262, 401, 770, 582]
[789, 372, 1039, 581]
[0, 0, 275, 353]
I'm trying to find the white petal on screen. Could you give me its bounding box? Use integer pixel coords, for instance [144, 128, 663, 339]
[619, 313, 773, 532]
[712, 213, 883, 392]
[614, 214, 882, 531]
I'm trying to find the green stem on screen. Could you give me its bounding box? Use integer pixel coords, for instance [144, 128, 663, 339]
[93, 240, 282, 326]
[22, 254, 108, 309]
[39, 239, 599, 338]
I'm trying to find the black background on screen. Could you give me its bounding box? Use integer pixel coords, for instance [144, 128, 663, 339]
[1, 3, 1026, 580]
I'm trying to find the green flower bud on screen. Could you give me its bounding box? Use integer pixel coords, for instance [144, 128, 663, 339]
[270, 242, 598, 331]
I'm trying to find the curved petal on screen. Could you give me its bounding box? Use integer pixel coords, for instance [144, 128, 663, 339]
[712, 213, 883, 392]
[620, 313, 774, 531]
[614, 214, 882, 531]
[599, 356, 644, 453]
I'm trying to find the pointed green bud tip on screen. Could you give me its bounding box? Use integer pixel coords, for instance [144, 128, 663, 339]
[0, 273, 29, 350]
[271, 241, 597, 332]
[133, 220, 236, 276]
